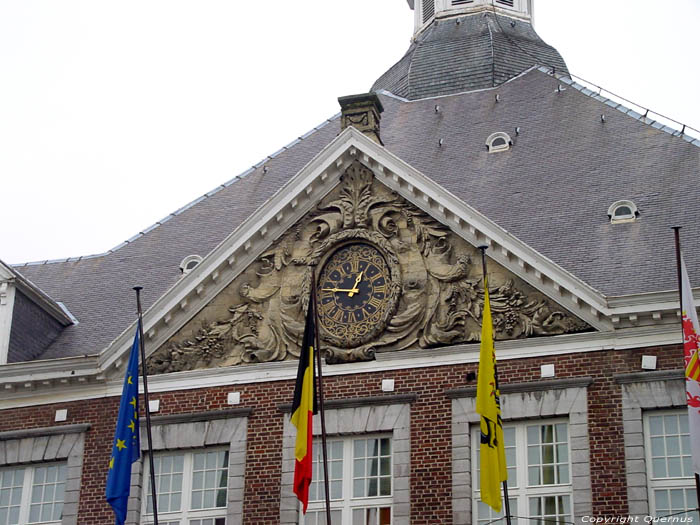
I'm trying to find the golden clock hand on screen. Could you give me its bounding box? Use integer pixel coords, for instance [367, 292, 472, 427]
[348, 271, 363, 297]
[321, 287, 360, 293]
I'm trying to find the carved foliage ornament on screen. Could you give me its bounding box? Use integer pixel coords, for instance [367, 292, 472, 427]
[147, 162, 590, 374]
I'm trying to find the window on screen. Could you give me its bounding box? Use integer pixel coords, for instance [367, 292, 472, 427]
[179, 255, 203, 275]
[486, 132, 512, 153]
[0, 462, 67, 525]
[472, 420, 572, 525]
[301, 436, 393, 525]
[607, 200, 638, 224]
[644, 411, 699, 522]
[142, 449, 229, 525]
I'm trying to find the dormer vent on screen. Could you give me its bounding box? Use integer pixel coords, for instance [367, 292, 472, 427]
[608, 201, 638, 224]
[423, 0, 435, 23]
[486, 132, 512, 153]
[180, 255, 203, 275]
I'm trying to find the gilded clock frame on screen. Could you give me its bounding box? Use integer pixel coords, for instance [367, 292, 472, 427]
[310, 229, 402, 349]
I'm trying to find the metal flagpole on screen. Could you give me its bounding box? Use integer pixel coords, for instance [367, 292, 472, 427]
[671, 227, 700, 509]
[479, 247, 512, 525]
[133, 287, 159, 525]
[310, 269, 333, 525]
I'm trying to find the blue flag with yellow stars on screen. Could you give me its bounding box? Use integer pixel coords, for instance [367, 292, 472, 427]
[106, 323, 141, 525]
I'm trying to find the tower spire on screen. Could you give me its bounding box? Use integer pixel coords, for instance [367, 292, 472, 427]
[373, 0, 565, 100]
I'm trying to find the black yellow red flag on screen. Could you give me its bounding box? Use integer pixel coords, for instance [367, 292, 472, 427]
[290, 296, 318, 513]
[476, 274, 508, 511]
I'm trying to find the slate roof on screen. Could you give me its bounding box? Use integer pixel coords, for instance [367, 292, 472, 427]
[13, 72, 700, 361]
[372, 11, 568, 99]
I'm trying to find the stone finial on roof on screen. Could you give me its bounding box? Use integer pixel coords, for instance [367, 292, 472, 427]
[338, 92, 384, 145]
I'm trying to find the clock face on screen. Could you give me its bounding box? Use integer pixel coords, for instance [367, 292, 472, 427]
[317, 243, 395, 348]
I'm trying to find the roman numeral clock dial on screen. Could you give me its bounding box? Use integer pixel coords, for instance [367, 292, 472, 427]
[317, 243, 398, 349]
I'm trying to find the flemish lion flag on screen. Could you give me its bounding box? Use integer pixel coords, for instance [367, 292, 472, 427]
[680, 256, 700, 474]
[476, 274, 508, 512]
[290, 296, 318, 513]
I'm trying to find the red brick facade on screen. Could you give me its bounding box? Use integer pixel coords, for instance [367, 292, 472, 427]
[0, 343, 685, 524]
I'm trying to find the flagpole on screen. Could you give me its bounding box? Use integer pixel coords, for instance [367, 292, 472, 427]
[478, 247, 512, 525]
[310, 269, 333, 525]
[310, 269, 332, 524]
[133, 287, 159, 525]
[671, 227, 700, 509]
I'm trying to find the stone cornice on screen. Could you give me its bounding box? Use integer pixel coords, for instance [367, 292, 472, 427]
[0, 423, 91, 441]
[143, 408, 253, 426]
[446, 376, 594, 399]
[613, 369, 684, 384]
[277, 393, 417, 413]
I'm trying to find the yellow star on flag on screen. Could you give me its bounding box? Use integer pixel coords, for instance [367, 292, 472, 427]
[116, 439, 127, 451]
[109, 457, 115, 469]
[127, 375, 133, 385]
[129, 396, 136, 408]
[128, 420, 136, 432]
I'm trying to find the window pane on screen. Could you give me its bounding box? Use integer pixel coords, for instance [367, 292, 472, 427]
[649, 416, 664, 436]
[664, 415, 679, 434]
[529, 495, 571, 525]
[28, 462, 66, 524]
[191, 448, 229, 510]
[307, 437, 392, 522]
[148, 452, 184, 513]
[478, 498, 517, 525]
[353, 438, 391, 498]
[310, 439, 343, 502]
[648, 412, 692, 480]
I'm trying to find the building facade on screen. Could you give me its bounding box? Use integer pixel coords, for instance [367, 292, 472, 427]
[1, 1, 700, 524]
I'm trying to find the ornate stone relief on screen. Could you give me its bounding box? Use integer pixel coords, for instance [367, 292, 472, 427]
[147, 162, 590, 374]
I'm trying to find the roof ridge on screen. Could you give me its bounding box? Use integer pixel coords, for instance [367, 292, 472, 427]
[545, 67, 700, 146]
[15, 113, 342, 268]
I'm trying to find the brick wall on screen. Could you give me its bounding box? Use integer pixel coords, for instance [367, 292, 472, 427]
[0, 343, 685, 524]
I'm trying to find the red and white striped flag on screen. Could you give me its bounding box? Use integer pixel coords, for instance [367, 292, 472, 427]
[680, 256, 700, 475]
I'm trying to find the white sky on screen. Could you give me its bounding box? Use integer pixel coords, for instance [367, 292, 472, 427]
[1, 0, 698, 265]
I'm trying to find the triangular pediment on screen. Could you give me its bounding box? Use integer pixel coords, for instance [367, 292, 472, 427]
[96, 127, 611, 379]
[145, 159, 593, 373]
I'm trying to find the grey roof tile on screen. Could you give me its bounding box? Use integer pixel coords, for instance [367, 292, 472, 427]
[372, 12, 568, 100]
[14, 69, 700, 361]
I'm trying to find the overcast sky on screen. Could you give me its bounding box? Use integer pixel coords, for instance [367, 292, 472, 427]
[1, 0, 698, 265]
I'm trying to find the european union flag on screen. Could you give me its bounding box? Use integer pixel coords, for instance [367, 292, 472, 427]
[106, 323, 141, 525]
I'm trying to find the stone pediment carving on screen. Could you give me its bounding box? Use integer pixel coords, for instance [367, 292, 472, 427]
[147, 162, 590, 374]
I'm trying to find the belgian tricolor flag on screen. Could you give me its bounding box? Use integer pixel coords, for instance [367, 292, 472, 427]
[290, 296, 318, 513]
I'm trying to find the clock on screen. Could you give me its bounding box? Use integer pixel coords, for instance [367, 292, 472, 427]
[317, 242, 398, 348]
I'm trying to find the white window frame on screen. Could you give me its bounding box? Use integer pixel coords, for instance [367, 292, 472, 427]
[486, 132, 512, 153]
[607, 200, 638, 224]
[140, 448, 229, 525]
[0, 461, 67, 525]
[471, 419, 573, 525]
[643, 410, 699, 521]
[300, 435, 393, 525]
[179, 255, 203, 276]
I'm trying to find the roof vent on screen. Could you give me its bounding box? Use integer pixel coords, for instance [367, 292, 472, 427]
[608, 200, 638, 224]
[180, 255, 203, 275]
[486, 132, 512, 153]
[422, 0, 435, 23]
[496, 0, 515, 7]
